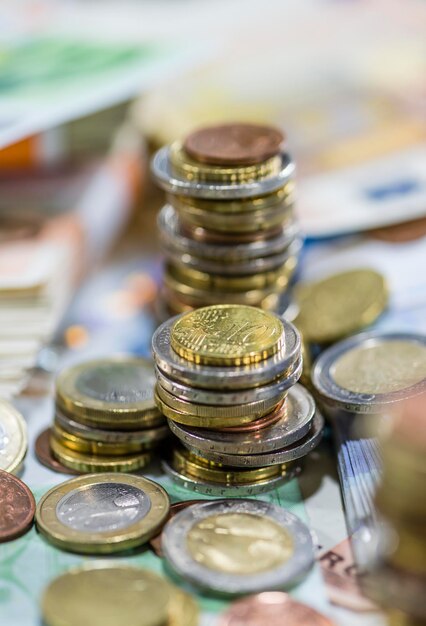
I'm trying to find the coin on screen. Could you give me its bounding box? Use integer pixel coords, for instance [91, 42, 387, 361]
[36, 473, 170, 553]
[312, 332, 426, 413]
[168, 588, 199, 626]
[162, 499, 314, 594]
[35, 428, 80, 475]
[294, 269, 388, 344]
[0, 399, 27, 474]
[170, 305, 284, 366]
[149, 499, 203, 557]
[41, 564, 172, 626]
[168, 384, 315, 454]
[0, 470, 35, 542]
[53, 422, 151, 456]
[56, 356, 162, 430]
[218, 592, 337, 626]
[50, 435, 153, 473]
[183, 123, 285, 165]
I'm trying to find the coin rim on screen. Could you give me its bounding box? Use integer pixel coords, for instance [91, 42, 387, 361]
[0, 470, 35, 543]
[0, 399, 27, 474]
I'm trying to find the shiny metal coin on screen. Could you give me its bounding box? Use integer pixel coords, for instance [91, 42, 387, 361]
[168, 384, 315, 455]
[183, 411, 324, 466]
[161, 499, 314, 594]
[151, 147, 295, 199]
[312, 331, 426, 413]
[0, 399, 27, 474]
[152, 316, 301, 391]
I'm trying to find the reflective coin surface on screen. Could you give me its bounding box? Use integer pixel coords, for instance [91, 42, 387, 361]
[0, 470, 35, 542]
[0, 399, 27, 473]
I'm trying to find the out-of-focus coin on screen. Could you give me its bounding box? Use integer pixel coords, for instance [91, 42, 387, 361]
[41, 565, 172, 626]
[0, 399, 27, 474]
[152, 317, 301, 390]
[0, 470, 35, 542]
[168, 384, 315, 455]
[50, 435, 152, 473]
[162, 499, 314, 594]
[181, 221, 284, 243]
[218, 592, 336, 626]
[183, 123, 285, 166]
[168, 588, 199, 626]
[149, 499, 203, 557]
[56, 356, 162, 430]
[36, 473, 170, 554]
[312, 332, 426, 413]
[34, 428, 80, 475]
[171, 305, 284, 366]
[294, 269, 388, 344]
[53, 422, 150, 456]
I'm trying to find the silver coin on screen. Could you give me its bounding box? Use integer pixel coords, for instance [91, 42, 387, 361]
[151, 316, 301, 391]
[55, 409, 169, 445]
[155, 365, 300, 405]
[183, 411, 324, 466]
[312, 331, 426, 414]
[168, 384, 315, 454]
[151, 147, 295, 199]
[161, 499, 314, 594]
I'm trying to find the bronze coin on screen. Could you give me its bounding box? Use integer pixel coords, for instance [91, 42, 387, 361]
[149, 500, 204, 557]
[0, 470, 36, 543]
[184, 123, 285, 166]
[218, 592, 336, 626]
[34, 428, 80, 475]
[369, 216, 426, 243]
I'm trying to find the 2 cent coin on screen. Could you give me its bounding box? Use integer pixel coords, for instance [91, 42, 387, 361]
[0, 470, 36, 542]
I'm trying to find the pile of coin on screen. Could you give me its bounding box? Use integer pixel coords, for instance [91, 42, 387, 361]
[152, 304, 323, 495]
[38, 356, 169, 474]
[151, 122, 300, 316]
[0, 399, 27, 474]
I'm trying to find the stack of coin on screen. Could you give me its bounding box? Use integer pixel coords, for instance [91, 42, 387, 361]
[152, 304, 324, 495]
[151, 122, 300, 316]
[41, 356, 169, 474]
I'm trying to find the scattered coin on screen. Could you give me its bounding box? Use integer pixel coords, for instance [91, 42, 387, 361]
[0, 399, 28, 474]
[149, 499, 203, 557]
[34, 428, 80, 475]
[0, 470, 35, 543]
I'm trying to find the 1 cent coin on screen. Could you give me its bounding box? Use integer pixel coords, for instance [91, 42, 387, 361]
[184, 123, 285, 166]
[0, 470, 36, 542]
[149, 500, 203, 557]
[219, 592, 336, 626]
[35, 428, 80, 475]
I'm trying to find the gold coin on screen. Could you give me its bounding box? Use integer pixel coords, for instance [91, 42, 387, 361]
[170, 142, 282, 184]
[42, 564, 172, 626]
[36, 473, 170, 553]
[0, 399, 27, 474]
[56, 356, 161, 430]
[168, 589, 199, 626]
[171, 305, 284, 366]
[50, 435, 152, 473]
[294, 269, 388, 344]
[53, 422, 151, 456]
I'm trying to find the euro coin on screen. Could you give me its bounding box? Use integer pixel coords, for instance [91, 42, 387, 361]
[35, 428, 80, 475]
[0, 470, 35, 543]
[53, 421, 151, 456]
[0, 399, 27, 474]
[36, 473, 170, 553]
[168, 588, 199, 626]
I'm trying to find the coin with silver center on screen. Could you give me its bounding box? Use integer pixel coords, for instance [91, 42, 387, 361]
[152, 317, 301, 391]
[182, 412, 324, 466]
[167, 384, 315, 455]
[161, 499, 314, 594]
[0, 399, 27, 474]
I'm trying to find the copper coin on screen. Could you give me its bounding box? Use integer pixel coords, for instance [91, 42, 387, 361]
[369, 216, 426, 243]
[149, 500, 203, 557]
[219, 593, 336, 626]
[0, 470, 36, 542]
[220, 399, 286, 433]
[35, 428, 80, 475]
[184, 123, 285, 166]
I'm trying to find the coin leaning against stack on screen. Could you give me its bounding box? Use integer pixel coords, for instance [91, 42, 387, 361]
[152, 304, 324, 495]
[46, 357, 169, 474]
[151, 122, 301, 316]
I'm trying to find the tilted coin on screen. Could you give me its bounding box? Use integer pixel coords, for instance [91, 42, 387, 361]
[294, 268, 388, 344]
[56, 356, 161, 430]
[312, 332, 426, 413]
[162, 499, 314, 594]
[0, 399, 27, 473]
[167, 588, 199, 626]
[41, 565, 172, 626]
[183, 411, 324, 466]
[0, 470, 35, 542]
[168, 384, 315, 455]
[53, 422, 152, 456]
[35, 428, 80, 475]
[183, 123, 285, 166]
[152, 317, 301, 390]
[218, 592, 337, 626]
[50, 435, 152, 474]
[171, 305, 284, 366]
[149, 499, 204, 557]
[36, 473, 170, 553]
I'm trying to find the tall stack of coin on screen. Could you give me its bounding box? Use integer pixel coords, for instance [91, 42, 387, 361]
[41, 357, 169, 474]
[151, 123, 300, 316]
[152, 304, 323, 495]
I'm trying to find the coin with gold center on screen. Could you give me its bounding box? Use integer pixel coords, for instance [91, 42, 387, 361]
[170, 305, 284, 366]
[162, 499, 314, 594]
